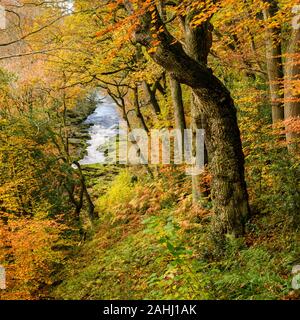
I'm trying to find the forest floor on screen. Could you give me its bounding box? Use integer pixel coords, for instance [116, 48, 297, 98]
[50, 165, 300, 300]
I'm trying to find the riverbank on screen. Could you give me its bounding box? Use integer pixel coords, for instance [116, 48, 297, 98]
[65, 93, 99, 160]
[68, 94, 123, 206]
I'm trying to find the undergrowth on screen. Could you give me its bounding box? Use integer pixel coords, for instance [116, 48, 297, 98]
[52, 161, 299, 300]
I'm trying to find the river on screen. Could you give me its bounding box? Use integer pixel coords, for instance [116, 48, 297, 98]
[79, 95, 121, 165]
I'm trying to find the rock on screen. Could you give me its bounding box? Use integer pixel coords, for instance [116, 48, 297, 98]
[69, 138, 84, 145]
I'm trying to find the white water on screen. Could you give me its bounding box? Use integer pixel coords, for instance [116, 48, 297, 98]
[79, 95, 121, 165]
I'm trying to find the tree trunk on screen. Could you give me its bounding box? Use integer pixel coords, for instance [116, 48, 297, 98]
[169, 76, 186, 132]
[133, 86, 149, 132]
[183, 13, 211, 204]
[284, 26, 300, 151]
[263, 0, 284, 123]
[73, 161, 96, 222]
[142, 81, 161, 115]
[192, 87, 249, 235]
[190, 92, 209, 203]
[132, 6, 250, 236]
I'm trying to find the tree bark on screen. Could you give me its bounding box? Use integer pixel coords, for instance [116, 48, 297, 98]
[190, 92, 209, 202]
[142, 81, 161, 115]
[182, 12, 211, 203]
[74, 161, 96, 222]
[132, 6, 250, 236]
[133, 85, 149, 132]
[263, 0, 284, 123]
[169, 76, 186, 132]
[284, 26, 300, 151]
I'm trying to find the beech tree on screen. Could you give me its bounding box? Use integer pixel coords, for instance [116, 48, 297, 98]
[284, 22, 300, 151]
[263, 0, 284, 123]
[121, 1, 250, 236]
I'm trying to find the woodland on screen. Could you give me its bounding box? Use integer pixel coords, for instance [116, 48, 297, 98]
[0, 0, 299, 300]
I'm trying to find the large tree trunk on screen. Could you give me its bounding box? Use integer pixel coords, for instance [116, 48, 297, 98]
[131, 6, 250, 236]
[192, 87, 249, 235]
[263, 0, 284, 123]
[284, 26, 300, 151]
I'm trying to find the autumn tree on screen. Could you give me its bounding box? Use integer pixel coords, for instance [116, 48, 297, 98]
[263, 0, 284, 123]
[284, 9, 300, 151]
[119, 1, 250, 236]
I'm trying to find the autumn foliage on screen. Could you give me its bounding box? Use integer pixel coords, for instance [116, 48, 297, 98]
[0, 0, 299, 300]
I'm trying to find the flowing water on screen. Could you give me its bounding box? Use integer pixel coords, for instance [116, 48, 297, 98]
[79, 95, 121, 165]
